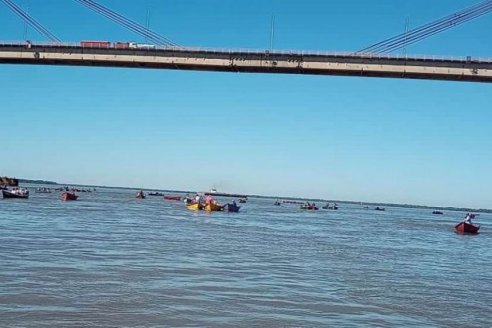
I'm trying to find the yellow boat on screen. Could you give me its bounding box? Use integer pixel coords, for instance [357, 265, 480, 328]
[204, 203, 223, 212]
[187, 203, 204, 211]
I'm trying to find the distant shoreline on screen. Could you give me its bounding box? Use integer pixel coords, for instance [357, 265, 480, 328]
[19, 179, 492, 213]
[19, 179, 57, 185]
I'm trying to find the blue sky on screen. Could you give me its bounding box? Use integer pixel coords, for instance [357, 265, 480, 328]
[1, 0, 491, 208]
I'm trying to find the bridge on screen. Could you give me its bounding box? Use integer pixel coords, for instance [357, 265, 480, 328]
[1, 0, 492, 83]
[1, 42, 491, 83]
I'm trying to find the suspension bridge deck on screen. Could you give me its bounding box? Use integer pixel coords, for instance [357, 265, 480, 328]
[1, 42, 491, 83]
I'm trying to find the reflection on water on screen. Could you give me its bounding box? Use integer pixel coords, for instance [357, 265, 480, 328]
[1, 188, 491, 327]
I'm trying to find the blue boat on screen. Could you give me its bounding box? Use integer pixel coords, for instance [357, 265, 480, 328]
[226, 203, 241, 213]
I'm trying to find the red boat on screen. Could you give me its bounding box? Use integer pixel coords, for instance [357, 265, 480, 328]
[301, 205, 319, 210]
[455, 222, 480, 235]
[164, 195, 181, 201]
[62, 192, 78, 201]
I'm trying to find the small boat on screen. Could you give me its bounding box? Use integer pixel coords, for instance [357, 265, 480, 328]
[61, 192, 78, 201]
[187, 203, 204, 211]
[35, 188, 52, 193]
[205, 203, 223, 212]
[204, 189, 248, 198]
[2, 188, 29, 199]
[148, 192, 164, 196]
[225, 203, 241, 212]
[274, 201, 281, 206]
[301, 204, 318, 210]
[455, 222, 480, 234]
[136, 191, 146, 199]
[322, 203, 338, 210]
[455, 213, 480, 234]
[432, 210, 444, 215]
[164, 195, 181, 201]
[282, 200, 305, 205]
[238, 198, 247, 203]
[375, 207, 386, 211]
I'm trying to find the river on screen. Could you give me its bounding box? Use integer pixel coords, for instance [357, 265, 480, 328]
[1, 187, 491, 327]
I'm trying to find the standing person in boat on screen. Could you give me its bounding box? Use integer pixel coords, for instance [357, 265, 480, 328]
[205, 195, 213, 205]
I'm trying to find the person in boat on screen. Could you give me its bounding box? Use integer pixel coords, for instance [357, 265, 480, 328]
[231, 199, 237, 207]
[205, 195, 213, 205]
[194, 194, 201, 204]
[464, 213, 476, 224]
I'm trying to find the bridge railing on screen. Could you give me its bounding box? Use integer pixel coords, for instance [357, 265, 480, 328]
[1, 40, 491, 63]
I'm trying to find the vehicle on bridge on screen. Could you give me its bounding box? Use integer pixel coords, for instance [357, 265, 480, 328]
[114, 42, 130, 49]
[80, 40, 111, 48]
[79, 41, 156, 50]
[129, 42, 156, 49]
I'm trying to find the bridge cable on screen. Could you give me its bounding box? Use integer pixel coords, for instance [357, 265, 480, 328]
[377, 5, 492, 54]
[75, 0, 179, 48]
[359, 0, 492, 53]
[77, 0, 178, 47]
[372, 3, 492, 54]
[76, 0, 167, 45]
[375, 2, 492, 54]
[358, 0, 492, 54]
[1, 0, 61, 42]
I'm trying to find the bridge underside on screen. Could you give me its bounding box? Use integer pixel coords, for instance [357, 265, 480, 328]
[1, 44, 491, 83]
